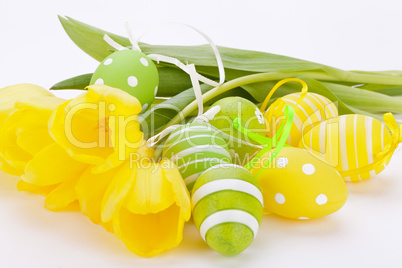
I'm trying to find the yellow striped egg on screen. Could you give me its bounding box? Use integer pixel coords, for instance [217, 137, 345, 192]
[264, 92, 338, 147]
[299, 114, 394, 182]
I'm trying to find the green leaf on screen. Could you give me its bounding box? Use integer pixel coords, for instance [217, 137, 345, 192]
[374, 87, 402, 96]
[59, 16, 130, 61]
[322, 82, 402, 113]
[58, 16, 323, 72]
[50, 73, 92, 90]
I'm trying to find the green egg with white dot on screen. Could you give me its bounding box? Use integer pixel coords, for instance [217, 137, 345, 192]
[191, 163, 264, 256]
[90, 49, 159, 112]
[162, 123, 231, 191]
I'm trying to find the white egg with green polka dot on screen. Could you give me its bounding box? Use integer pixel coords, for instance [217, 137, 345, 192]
[90, 50, 159, 112]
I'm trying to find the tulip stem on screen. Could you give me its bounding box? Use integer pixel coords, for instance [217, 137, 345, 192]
[162, 72, 295, 130]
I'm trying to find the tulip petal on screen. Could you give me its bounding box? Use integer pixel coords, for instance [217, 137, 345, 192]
[17, 180, 56, 196]
[101, 162, 136, 222]
[86, 85, 142, 115]
[44, 179, 79, 211]
[161, 160, 191, 220]
[49, 100, 112, 166]
[15, 97, 65, 155]
[75, 167, 116, 225]
[113, 204, 185, 257]
[124, 162, 176, 215]
[0, 84, 54, 125]
[0, 155, 23, 176]
[23, 143, 87, 186]
[0, 112, 32, 173]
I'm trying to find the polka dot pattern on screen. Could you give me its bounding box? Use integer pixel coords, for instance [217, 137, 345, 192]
[302, 163, 316, 175]
[249, 147, 347, 220]
[127, 76, 138, 87]
[277, 157, 288, 168]
[104, 58, 113, 65]
[274, 193, 285, 204]
[316, 194, 328, 205]
[94, 78, 104, 85]
[140, 57, 149, 67]
[142, 103, 149, 112]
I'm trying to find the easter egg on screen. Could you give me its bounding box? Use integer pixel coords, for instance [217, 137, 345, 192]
[264, 92, 338, 147]
[162, 123, 231, 191]
[192, 163, 263, 255]
[90, 50, 159, 112]
[249, 147, 347, 220]
[299, 114, 393, 182]
[208, 97, 266, 165]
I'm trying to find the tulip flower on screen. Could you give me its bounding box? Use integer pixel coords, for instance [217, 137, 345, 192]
[0, 84, 54, 175]
[75, 140, 191, 257]
[49, 85, 144, 174]
[0, 94, 89, 210]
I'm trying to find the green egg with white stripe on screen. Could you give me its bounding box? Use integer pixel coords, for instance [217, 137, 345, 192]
[191, 163, 264, 256]
[162, 123, 231, 190]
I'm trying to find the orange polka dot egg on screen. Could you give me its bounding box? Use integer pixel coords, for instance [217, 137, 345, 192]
[90, 50, 159, 112]
[249, 147, 348, 220]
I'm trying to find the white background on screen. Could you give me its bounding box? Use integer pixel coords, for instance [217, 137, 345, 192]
[1, 0, 402, 267]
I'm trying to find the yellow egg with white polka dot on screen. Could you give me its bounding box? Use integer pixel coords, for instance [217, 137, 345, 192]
[249, 147, 347, 220]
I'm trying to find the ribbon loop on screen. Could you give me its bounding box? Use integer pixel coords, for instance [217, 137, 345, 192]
[260, 78, 308, 114]
[233, 105, 295, 173]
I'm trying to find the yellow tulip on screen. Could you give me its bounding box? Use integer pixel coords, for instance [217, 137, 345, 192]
[75, 143, 191, 257]
[0, 84, 54, 175]
[49, 85, 144, 173]
[104, 159, 191, 257]
[0, 94, 88, 210]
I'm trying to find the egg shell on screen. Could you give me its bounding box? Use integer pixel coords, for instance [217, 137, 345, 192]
[163, 123, 231, 190]
[90, 50, 159, 112]
[299, 114, 393, 181]
[208, 97, 266, 165]
[265, 92, 338, 147]
[249, 147, 347, 220]
[192, 163, 263, 256]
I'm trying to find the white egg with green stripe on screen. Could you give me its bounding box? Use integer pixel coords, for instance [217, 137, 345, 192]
[162, 123, 231, 190]
[191, 163, 264, 256]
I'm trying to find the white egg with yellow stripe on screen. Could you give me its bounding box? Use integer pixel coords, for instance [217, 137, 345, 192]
[299, 113, 401, 182]
[192, 163, 263, 256]
[264, 92, 338, 147]
[162, 123, 231, 191]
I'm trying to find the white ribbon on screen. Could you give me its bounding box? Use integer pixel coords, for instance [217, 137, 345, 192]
[146, 125, 182, 148]
[124, 22, 142, 52]
[193, 105, 221, 123]
[137, 22, 225, 85]
[103, 34, 128, 51]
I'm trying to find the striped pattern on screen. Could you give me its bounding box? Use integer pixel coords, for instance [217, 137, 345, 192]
[199, 210, 260, 241]
[191, 178, 264, 209]
[163, 123, 231, 190]
[191, 165, 263, 253]
[300, 114, 393, 181]
[265, 92, 338, 147]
